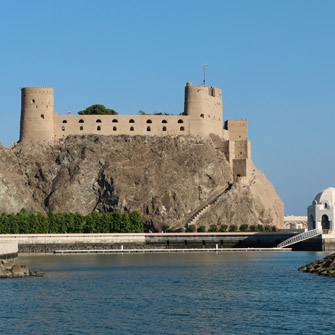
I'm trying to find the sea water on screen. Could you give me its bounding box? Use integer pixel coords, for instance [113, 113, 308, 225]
[1, 252, 335, 335]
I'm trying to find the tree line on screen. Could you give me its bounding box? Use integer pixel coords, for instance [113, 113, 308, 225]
[0, 209, 144, 234]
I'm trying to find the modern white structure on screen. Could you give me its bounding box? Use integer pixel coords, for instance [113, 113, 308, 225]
[308, 187, 335, 235]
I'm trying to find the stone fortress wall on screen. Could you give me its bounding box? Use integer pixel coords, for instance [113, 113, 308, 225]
[19, 81, 251, 180]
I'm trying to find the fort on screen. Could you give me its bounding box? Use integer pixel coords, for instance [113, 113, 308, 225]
[19, 81, 251, 179]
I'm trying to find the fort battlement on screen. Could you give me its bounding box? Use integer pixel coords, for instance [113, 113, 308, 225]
[19, 81, 251, 179]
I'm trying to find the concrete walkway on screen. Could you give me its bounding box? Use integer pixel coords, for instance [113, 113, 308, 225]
[54, 247, 292, 254]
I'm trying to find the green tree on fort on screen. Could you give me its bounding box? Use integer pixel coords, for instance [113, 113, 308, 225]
[138, 110, 170, 116]
[78, 104, 118, 115]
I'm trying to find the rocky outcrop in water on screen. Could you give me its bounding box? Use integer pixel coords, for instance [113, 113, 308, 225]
[299, 253, 335, 277]
[0, 259, 44, 279]
[0, 135, 283, 231]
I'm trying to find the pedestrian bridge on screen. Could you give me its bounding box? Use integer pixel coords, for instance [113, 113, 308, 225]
[277, 228, 322, 248]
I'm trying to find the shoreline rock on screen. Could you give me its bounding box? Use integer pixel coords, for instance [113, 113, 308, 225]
[0, 259, 45, 279]
[298, 253, 335, 277]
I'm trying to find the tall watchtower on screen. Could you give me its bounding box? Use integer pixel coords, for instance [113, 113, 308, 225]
[184, 81, 222, 122]
[20, 87, 55, 144]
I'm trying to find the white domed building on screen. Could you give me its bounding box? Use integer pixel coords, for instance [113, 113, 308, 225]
[308, 187, 335, 234]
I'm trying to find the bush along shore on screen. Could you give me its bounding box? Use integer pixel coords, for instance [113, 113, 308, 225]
[0, 259, 45, 279]
[299, 253, 335, 277]
[0, 209, 144, 234]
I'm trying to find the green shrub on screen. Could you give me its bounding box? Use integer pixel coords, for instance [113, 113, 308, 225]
[187, 224, 196, 232]
[219, 224, 228, 232]
[239, 224, 249, 232]
[229, 225, 238, 232]
[175, 227, 184, 232]
[0, 209, 144, 234]
[162, 224, 170, 232]
[197, 225, 206, 232]
[264, 225, 271, 232]
[249, 225, 256, 232]
[257, 224, 264, 232]
[208, 224, 218, 232]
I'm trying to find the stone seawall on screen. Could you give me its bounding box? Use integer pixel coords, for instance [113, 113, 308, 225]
[0, 233, 297, 253]
[0, 240, 18, 259]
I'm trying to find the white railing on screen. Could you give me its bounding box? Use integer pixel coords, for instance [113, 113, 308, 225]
[277, 228, 322, 248]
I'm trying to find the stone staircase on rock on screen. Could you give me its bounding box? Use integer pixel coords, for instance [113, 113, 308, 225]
[184, 185, 232, 228]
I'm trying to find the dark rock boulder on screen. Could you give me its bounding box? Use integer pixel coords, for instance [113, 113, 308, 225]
[0, 259, 45, 279]
[299, 253, 335, 277]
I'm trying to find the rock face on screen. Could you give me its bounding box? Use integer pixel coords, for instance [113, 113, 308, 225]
[299, 253, 335, 277]
[0, 135, 284, 231]
[0, 259, 44, 279]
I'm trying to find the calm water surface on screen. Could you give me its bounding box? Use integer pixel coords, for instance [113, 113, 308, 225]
[1, 251, 334, 335]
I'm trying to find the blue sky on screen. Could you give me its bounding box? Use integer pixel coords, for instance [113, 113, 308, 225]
[0, 0, 334, 215]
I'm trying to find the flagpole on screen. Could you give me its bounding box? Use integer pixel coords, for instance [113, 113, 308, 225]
[203, 64, 207, 86]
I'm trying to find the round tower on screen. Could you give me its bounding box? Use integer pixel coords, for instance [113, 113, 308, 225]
[184, 81, 223, 122]
[20, 87, 55, 144]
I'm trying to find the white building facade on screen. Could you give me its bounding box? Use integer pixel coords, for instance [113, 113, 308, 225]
[308, 187, 335, 234]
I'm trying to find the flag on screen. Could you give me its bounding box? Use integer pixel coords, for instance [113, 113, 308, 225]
[204, 64, 207, 66]
[67, 111, 71, 114]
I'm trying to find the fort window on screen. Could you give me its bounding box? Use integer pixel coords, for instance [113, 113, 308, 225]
[80, 126, 83, 131]
[162, 120, 167, 124]
[112, 119, 118, 123]
[97, 126, 101, 131]
[32, 99, 35, 103]
[147, 126, 151, 131]
[96, 119, 102, 123]
[61, 126, 65, 131]
[113, 126, 117, 131]
[129, 119, 135, 123]
[79, 119, 84, 123]
[200, 114, 204, 118]
[62, 120, 67, 123]
[146, 120, 152, 124]
[41, 114, 44, 119]
[178, 119, 183, 123]
[180, 126, 185, 131]
[130, 126, 134, 131]
[162, 126, 167, 131]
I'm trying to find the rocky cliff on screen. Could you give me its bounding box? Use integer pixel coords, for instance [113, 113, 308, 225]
[0, 135, 284, 231]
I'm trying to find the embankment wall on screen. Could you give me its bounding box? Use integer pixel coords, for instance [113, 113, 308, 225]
[0, 233, 296, 253]
[0, 240, 18, 259]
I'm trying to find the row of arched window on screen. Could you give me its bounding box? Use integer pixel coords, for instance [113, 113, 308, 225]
[61, 126, 185, 132]
[62, 119, 184, 124]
